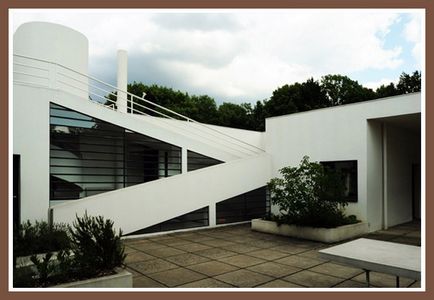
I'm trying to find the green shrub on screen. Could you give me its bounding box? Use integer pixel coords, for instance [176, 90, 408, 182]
[267, 156, 358, 228]
[69, 213, 126, 279]
[13, 220, 70, 257]
[13, 214, 126, 287]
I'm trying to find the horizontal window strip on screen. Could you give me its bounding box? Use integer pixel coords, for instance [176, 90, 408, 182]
[126, 207, 209, 236]
[50, 102, 184, 200]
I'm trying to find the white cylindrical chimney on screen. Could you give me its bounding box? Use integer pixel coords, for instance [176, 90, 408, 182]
[117, 49, 128, 113]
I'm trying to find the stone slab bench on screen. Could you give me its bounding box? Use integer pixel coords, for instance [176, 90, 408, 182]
[318, 238, 421, 287]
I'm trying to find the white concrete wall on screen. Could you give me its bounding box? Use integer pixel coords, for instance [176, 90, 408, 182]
[52, 153, 272, 234]
[366, 120, 384, 231]
[265, 93, 421, 231]
[13, 85, 50, 222]
[13, 22, 89, 222]
[14, 22, 88, 74]
[386, 124, 421, 227]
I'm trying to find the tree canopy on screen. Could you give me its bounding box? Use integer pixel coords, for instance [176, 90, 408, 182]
[114, 71, 421, 132]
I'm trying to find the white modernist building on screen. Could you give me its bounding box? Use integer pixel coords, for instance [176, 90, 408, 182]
[12, 22, 421, 236]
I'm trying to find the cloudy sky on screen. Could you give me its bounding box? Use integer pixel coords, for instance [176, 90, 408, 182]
[11, 9, 423, 104]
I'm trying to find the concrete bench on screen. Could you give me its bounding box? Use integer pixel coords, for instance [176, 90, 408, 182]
[318, 238, 421, 287]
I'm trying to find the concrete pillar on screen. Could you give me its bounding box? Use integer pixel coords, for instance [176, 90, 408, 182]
[117, 50, 128, 113]
[382, 123, 388, 230]
[209, 203, 216, 227]
[181, 147, 187, 174]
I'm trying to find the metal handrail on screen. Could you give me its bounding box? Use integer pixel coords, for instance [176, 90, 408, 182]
[13, 53, 264, 155]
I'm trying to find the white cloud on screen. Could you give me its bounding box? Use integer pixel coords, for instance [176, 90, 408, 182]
[364, 78, 397, 90]
[403, 13, 422, 64]
[11, 9, 415, 102]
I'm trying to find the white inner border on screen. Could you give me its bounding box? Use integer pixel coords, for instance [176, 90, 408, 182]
[8, 8, 426, 292]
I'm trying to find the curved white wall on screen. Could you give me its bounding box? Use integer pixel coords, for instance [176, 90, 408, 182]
[13, 22, 89, 222]
[14, 22, 89, 74]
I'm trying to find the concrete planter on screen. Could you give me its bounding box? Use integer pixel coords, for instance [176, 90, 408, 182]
[54, 268, 133, 288]
[251, 218, 368, 243]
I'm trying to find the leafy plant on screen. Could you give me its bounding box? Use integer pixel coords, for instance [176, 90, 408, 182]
[30, 253, 56, 287]
[13, 220, 70, 257]
[69, 213, 126, 278]
[267, 156, 357, 228]
[14, 214, 126, 287]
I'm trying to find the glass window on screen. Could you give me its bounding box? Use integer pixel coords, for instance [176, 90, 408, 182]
[321, 160, 358, 202]
[50, 103, 181, 200]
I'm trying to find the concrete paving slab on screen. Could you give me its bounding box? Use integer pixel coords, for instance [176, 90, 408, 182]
[129, 240, 167, 251]
[309, 262, 364, 279]
[283, 270, 343, 287]
[187, 260, 238, 276]
[333, 280, 368, 288]
[270, 245, 308, 254]
[156, 237, 192, 247]
[256, 279, 303, 288]
[124, 246, 138, 254]
[123, 221, 420, 289]
[214, 269, 273, 287]
[247, 261, 301, 278]
[124, 251, 156, 264]
[245, 240, 283, 249]
[164, 253, 210, 267]
[133, 275, 166, 287]
[219, 243, 261, 254]
[125, 266, 143, 277]
[218, 254, 266, 268]
[275, 255, 325, 269]
[179, 235, 216, 242]
[171, 242, 212, 252]
[128, 258, 178, 275]
[199, 239, 237, 247]
[247, 249, 290, 261]
[147, 268, 206, 287]
[409, 280, 421, 288]
[142, 246, 186, 258]
[178, 278, 233, 288]
[193, 247, 238, 259]
[298, 249, 329, 260]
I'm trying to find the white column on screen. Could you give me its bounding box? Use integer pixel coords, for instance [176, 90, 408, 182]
[117, 50, 128, 113]
[209, 203, 216, 227]
[382, 123, 388, 230]
[181, 147, 187, 174]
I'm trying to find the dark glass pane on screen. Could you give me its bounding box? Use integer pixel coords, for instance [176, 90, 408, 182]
[49, 103, 181, 200]
[216, 187, 269, 224]
[321, 160, 358, 203]
[127, 206, 209, 235]
[187, 150, 222, 171]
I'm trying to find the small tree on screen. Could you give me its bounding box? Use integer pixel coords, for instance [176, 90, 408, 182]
[267, 156, 354, 228]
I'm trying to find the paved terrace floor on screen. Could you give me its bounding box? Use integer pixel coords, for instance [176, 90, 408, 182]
[122, 221, 421, 288]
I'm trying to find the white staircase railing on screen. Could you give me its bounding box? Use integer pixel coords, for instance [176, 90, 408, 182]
[13, 54, 264, 157]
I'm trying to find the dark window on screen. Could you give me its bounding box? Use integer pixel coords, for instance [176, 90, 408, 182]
[321, 160, 358, 203]
[49, 103, 181, 200]
[127, 206, 209, 235]
[13, 155, 20, 227]
[187, 150, 222, 171]
[216, 187, 269, 224]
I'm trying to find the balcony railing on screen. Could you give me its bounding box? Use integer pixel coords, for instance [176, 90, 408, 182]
[13, 53, 265, 158]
